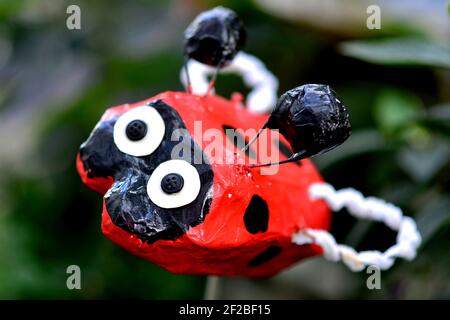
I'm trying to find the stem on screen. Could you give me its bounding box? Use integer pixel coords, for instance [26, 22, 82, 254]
[204, 276, 221, 300]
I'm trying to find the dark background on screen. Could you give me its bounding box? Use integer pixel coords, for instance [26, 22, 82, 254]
[0, 0, 449, 299]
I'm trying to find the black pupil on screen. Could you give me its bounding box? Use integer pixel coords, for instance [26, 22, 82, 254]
[126, 120, 147, 141]
[161, 173, 184, 194]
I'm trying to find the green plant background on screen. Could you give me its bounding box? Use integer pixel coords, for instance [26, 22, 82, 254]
[0, 0, 448, 299]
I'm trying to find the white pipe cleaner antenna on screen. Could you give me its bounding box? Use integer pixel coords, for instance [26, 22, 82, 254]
[293, 183, 421, 271]
[180, 51, 279, 114]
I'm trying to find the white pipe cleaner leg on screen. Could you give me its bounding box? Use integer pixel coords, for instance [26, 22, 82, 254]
[180, 51, 279, 114]
[292, 183, 421, 271]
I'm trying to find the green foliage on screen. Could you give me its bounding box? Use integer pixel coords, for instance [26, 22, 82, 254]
[339, 38, 450, 68]
[374, 89, 423, 136]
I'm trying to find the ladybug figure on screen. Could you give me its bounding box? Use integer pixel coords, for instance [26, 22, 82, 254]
[77, 7, 420, 277]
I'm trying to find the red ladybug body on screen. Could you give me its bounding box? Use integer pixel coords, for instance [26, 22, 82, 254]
[77, 91, 330, 277]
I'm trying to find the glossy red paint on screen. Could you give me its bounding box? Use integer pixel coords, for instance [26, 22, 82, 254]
[77, 91, 331, 277]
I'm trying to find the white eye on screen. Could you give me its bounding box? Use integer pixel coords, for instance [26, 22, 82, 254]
[147, 160, 201, 209]
[113, 106, 165, 157]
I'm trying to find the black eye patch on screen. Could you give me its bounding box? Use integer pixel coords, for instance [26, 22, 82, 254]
[81, 100, 214, 243]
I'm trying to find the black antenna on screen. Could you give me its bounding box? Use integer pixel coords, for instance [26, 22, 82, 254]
[183, 56, 192, 93]
[204, 58, 225, 96]
[241, 120, 269, 153]
[243, 84, 351, 166]
[250, 151, 307, 168]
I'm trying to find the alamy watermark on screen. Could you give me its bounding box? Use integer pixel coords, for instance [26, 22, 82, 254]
[66, 5, 81, 30]
[366, 5, 381, 30]
[66, 265, 81, 290]
[169, 121, 280, 176]
[366, 265, 381, 290]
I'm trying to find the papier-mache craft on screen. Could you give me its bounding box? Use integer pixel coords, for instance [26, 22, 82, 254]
[77, 7, 421, 277]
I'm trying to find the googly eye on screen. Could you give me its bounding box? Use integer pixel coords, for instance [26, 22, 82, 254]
[113, 106, 165, 157]
[147, 160, 201, 209]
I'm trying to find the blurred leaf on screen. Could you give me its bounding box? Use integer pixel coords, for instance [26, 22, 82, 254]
[374, 88, 423, 135]
[339, 38, 450, 69]
[416, 196, 450, 245]
[313, 129, 386, 169]
[421, 120, 450, 137]
[344, 220, 373, 248]
[427, 103, 450, 120]
[0, 0, 24, 21]
[397, 138, 450, 183]
[417, 103, 450, 138]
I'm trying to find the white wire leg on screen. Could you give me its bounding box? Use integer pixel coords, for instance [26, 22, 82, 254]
[293, 182, 422, 272]
[180, 51, 278, 114]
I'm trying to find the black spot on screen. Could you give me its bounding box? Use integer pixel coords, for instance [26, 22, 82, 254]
[244, 195, 269, 234]
[222, 125, 256, 159]
[248, 246, 282, 267]
[275, 139, 302, 166]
